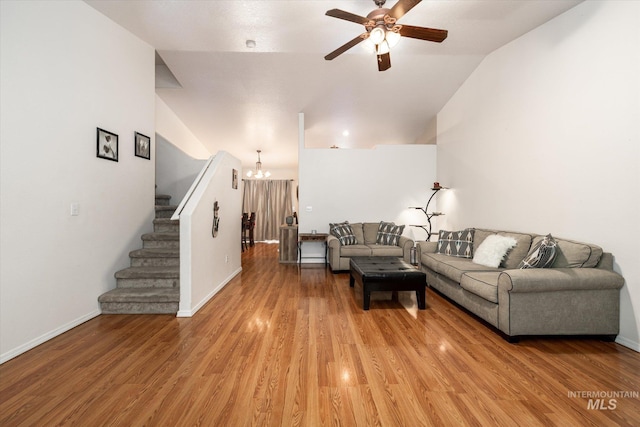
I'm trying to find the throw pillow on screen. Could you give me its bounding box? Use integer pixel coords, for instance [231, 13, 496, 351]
[436, 229, 474, 258]
[518, 234, 558, 269]
[376, 221, 405, 246]
[472, 234, 518, 268]
[329, 222, 357, 246]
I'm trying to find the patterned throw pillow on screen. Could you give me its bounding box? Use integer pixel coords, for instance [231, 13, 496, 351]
[329, 222, 357, 246]
[436, 229, 474, 258]
[518, 234, 558, 269]
[376, 221, 405, 246]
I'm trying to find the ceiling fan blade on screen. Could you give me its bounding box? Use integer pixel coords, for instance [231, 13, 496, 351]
[399, 24, 448, 42]
[325, 34, 368, 61]
[326, 9, 371, 26]
[377, 53, 391, 72]
[388, 0, 422, 20]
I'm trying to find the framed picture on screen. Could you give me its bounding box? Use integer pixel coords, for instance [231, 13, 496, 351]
[232, 169, 238, 189]
[96, 128, 118, 162]
[135, 132, 151, 160]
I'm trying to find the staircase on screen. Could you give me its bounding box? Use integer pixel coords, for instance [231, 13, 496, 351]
[98, 194, 180, 314]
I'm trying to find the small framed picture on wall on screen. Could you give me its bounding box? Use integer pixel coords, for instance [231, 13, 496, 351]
[232, 169, 238, 189]
[135, 132, 151, 160]
[96, 127, 118, 162]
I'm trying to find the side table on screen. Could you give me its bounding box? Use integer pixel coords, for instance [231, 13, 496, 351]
[279, 225, 298, 264]
[298, 233, 329, 266]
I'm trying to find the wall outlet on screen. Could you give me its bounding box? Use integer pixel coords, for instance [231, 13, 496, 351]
[225, 255, 229, 263]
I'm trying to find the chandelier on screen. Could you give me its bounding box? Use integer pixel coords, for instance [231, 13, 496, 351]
[246, 150, 271, 178]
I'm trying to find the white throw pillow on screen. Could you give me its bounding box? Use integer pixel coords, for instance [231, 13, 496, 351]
[472, 235, 518, 268]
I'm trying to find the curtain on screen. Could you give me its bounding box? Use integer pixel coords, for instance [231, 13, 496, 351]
[242, 180, 294, 241]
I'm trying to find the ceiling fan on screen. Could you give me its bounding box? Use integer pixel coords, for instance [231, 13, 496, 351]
[324, 0, 448, 72]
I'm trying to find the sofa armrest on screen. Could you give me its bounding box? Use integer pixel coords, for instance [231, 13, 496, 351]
[399, 236, 414, 262]
[498, 268, 624, 293]
[416, 241, 438, 258]
[327, 235, 341, 269]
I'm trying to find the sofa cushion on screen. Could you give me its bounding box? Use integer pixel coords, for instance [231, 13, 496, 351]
[518, 234, 557, 269]
[473, 235, 517, 268]
[363, 223, 379, 245]
[330, 222, 357, 245]
[340, 245, 373, 257]
[499, 232, 534, 268]
[422, 253, 501, 283]
[472, 229, 493, 250]
[436, 229, 474, 258]
[460, 272, 502, 303]
[473, 229, 533, 268]
[369, 244, 404, 257]
[349, 223, 365, 244]
[376, 221, 405, 246]
[552, 238, 603, 268]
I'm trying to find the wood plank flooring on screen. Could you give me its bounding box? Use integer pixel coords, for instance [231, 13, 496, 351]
[1, 243, 639, 426]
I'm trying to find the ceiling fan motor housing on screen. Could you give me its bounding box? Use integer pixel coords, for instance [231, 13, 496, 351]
[366, 8, 391, 24]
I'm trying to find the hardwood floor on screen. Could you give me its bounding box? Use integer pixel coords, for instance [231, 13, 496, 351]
[1, 243, 639, 426]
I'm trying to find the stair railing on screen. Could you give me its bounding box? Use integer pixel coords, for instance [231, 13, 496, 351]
[171, 155, 215, 221]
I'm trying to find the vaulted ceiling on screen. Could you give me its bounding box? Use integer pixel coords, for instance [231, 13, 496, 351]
[85, 0, 582, 171]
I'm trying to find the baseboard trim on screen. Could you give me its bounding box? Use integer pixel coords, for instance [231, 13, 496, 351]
[615, 335, 640, 353]
[176, 267, 242, 318]
[0, 309, 101, 364]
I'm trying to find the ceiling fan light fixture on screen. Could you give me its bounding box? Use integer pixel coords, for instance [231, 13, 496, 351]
[386, 29, 401, 48]
[376, 40, 390, 55]
[362, 38, 376, 53]
[369, 27, 385, 45]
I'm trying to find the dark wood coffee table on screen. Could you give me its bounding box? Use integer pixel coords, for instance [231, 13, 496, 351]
[349, 257, 426, 310]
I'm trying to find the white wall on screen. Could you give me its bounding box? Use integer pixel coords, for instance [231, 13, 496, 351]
[155, 95, 210, 159]
[156, 134, 207, 204]
[177, 152, 243, 316]
[437, 1, 639, 350]
[0, 1, 155, 362]
[298, 114, 438, 260]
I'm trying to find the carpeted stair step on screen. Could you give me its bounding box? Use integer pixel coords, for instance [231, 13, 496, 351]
[155, 194, 172, 206]
[155, 205, 178, 219]
[142, 232, 179, 249]
[115, 266, 179, 288]
[98, 287, 179, 314]
[153, 218, 179, 233]
[130, 248, 179, 267]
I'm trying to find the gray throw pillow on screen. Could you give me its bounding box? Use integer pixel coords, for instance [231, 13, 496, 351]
[518, 234, 557, 269]
[436, 229, 474, 258]
[376, 221, 405, 246]
[329, 222, 357, 246]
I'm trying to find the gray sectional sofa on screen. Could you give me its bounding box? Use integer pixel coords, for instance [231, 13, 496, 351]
[327, 222, 413, 272]
[417, 228, 624, 341]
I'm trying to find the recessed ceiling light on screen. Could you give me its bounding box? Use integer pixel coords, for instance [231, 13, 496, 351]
[246, 40, 256, 48]
[342, 130, 349, 137]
